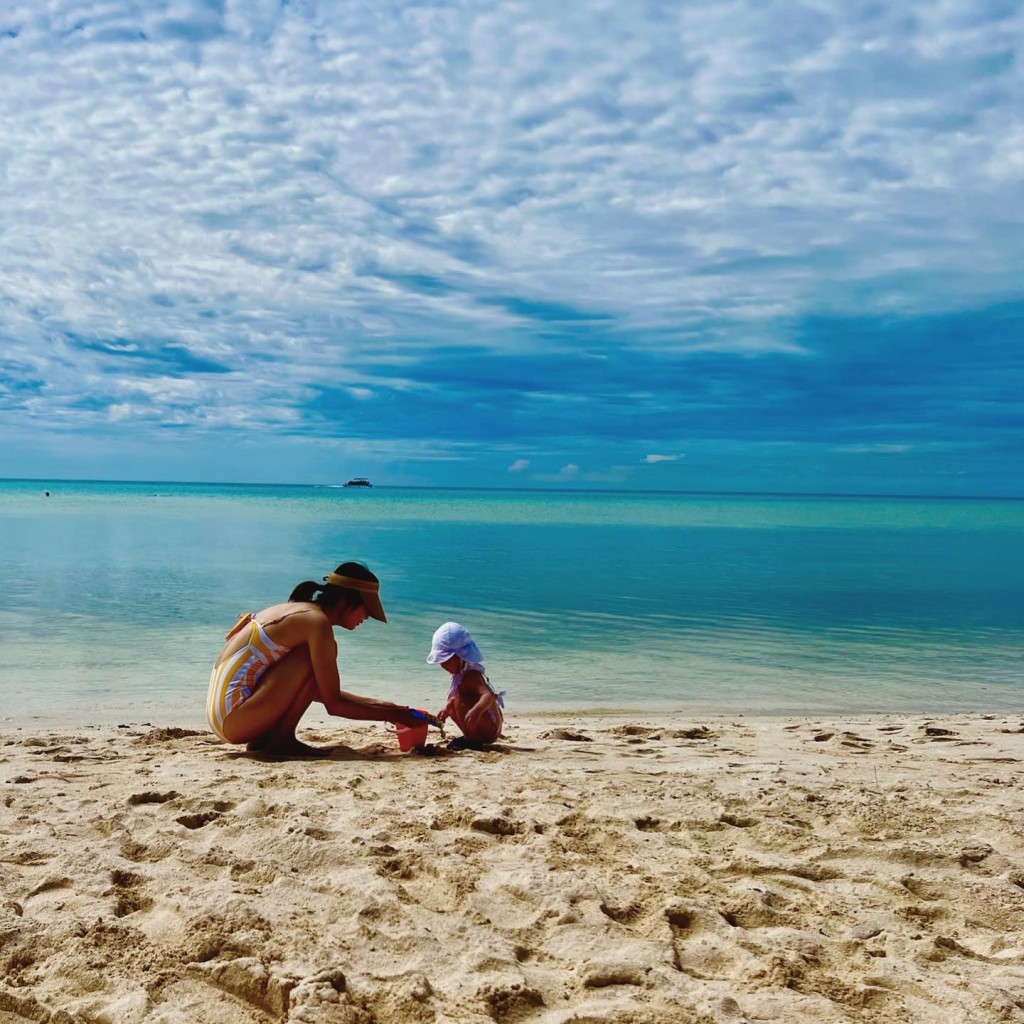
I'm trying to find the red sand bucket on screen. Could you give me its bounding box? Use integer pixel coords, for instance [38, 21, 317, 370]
[396, 715, 429, 751]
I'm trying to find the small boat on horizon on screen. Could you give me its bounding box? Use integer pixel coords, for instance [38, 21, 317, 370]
[343, 477, 373, 488]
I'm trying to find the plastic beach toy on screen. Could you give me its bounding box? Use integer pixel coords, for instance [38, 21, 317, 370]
[395, 709, 438, 751]
[396, 721, 428, 751]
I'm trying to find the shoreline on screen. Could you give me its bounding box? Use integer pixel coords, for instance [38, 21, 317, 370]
[3, 711, 1024, 1022]
[5, 700, 1024, 734]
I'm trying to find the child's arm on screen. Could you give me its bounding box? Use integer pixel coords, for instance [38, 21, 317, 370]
[459, 673, 500, 731]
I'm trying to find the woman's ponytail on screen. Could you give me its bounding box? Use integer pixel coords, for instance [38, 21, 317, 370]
[289, 580, 322, 603]
[290, 562, 377, 613]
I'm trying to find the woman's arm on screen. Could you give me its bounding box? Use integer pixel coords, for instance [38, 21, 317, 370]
[306, 615, 425, 727]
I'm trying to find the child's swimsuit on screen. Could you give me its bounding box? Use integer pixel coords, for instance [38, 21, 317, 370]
[206, 615, 292, 741]
[448, 669, 506, 725]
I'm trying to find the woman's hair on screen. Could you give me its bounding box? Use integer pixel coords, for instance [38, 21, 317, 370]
[289, 560, 378, 612]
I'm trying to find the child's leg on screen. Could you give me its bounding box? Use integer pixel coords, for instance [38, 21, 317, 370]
[450, 704, 502, 745]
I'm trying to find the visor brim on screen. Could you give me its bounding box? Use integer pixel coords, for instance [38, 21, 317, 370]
[362, 591, 387, 623]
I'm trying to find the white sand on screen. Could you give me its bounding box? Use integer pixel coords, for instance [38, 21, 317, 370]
[2, 712, 1024, 1023]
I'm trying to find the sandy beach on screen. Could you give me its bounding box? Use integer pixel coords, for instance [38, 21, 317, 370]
[2, 712, 1024, 1023]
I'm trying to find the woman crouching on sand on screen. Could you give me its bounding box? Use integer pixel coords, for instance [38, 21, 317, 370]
[207, 561, 432, 755]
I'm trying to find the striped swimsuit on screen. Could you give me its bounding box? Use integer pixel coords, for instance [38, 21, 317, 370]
[206, 616, 292, 742]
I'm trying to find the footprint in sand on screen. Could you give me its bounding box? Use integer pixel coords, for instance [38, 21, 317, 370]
[579, 961, 647, 988]
[176, 810, 223, 829]
[174, 799, 235, 829]
[840, 732, 874, 751]
[899, 874, 946, 901]
[718, 812, 759, 828]
[665, 725, 715, 740]
[3, 850, 52, 866]
[479, 979, 545, 1021]
[920, 725, 959, 741]
[105, 868, 154, 918]
[664, 904, 762, 981]
[127, 789, 179, 806]
[718, 995, 747, 1021]
[374, 851, 422, 880]
[27, 876, 71, 898]
[120, 836, 175, 862]
[0, 990, 54, 1023]
[471, 814, 524, 837]
[191, 956, 295, 1017]
[598, 898, 644, 925]
[539, 728, 592, 742]
[634, 815, 669, 831]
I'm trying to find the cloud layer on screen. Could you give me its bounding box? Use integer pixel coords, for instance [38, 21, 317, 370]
[1, 0, 1022, 491]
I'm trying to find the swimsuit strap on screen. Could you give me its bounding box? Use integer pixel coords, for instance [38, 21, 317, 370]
[259, 608, 312, 629]
[224, 612, 254, 641]
[249, 616, 290, 656]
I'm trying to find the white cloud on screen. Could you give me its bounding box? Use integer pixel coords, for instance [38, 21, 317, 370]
[0, 0, 1020, 488]
[643, 454, 684, 463]
[508, 459, 530, 472]
[107, 403, 139, 422]
[118, 377, 204, 401]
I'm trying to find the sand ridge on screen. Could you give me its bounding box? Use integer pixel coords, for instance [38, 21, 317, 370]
[2, 713, 1024, 1023]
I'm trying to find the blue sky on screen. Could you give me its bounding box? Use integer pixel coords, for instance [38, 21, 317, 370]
[1, 0, 1022, 494]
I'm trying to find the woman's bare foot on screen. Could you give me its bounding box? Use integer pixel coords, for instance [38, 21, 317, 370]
[246, 736, 329, 758]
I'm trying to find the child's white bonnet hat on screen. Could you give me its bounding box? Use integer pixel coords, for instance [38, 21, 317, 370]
[427, 621, 484, 668]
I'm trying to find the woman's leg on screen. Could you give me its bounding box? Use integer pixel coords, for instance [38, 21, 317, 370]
[220, 647, 322, 752]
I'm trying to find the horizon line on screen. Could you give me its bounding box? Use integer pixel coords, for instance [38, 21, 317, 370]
[2, 477, 1022, 502]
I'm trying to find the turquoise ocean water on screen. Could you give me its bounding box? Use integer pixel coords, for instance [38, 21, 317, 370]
[0, 480, 1022, 727]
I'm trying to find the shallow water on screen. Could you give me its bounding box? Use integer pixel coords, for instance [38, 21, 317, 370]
[1, 480, 1022, 725]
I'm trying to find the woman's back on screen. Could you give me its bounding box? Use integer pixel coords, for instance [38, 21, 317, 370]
[215, 602, 327, 666]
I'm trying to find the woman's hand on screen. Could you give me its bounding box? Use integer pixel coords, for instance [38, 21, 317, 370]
[399, 707, 443, 729]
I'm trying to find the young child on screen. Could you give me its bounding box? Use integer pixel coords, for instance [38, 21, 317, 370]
[427, 621, 505, 747]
